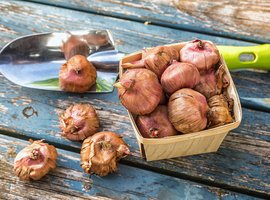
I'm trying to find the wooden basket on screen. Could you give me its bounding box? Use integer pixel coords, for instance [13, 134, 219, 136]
[119, 42, 242, 161]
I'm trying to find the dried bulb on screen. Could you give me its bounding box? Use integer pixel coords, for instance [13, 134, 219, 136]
[161, 61, 200, 94]
[207, 94, 234, 127]
[114, 68, 163, 115]
[136, 105, 178, 138]
[216, 64, 230, 92]
[14, 140, 58, 181]
[208, 94, 229, 108]
[122, 46, 179, 78]
[59, 55, 97, 93]
[59, 103, 100, 141]
[194, 65, 230, 99]
[168, 88, 209, 133]
[180, 39, 220, 72]
[80, 132, 130, 176]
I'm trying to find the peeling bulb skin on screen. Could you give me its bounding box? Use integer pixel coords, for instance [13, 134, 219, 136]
[80, 132, 130, 176]
[194, 65, 229, 99]
[208, 107, 233, 127]
[59, 103, 100, 141]
[59, 55, 97, 93]
[13, 140, 58, 181]
[207, 94, 234, 127]
[122, 46, 179, 78]
[115, 68, 163, 115]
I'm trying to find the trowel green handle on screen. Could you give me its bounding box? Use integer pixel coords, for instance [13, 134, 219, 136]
[217, 44, 270, 70]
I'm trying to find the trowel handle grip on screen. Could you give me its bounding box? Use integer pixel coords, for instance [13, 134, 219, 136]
[217, 44, 270, 70]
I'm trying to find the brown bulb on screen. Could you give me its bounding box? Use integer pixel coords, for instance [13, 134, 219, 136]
[59, 103, 100, 141]
[114, 68, 163, 115]
[161, 61, 200, 94]
[180, 39, 220, 72]
[122, 46, 179, 78]
[168, 88, 209, 134]
[80, 132, 130, 176]
[14, 140, 58, 181]
[59, 55, 96, 93]
[136, 105, 178, 138]
[207, 94, 234, 127]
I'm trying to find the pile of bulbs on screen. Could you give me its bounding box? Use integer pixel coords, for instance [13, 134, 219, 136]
[115, 40, 234, 138]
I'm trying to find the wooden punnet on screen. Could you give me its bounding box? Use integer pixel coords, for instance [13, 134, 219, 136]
[119, 42, 242, 161]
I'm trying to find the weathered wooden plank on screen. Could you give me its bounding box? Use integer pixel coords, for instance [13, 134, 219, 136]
[0, 134, 258, 200]
[0, 72, 269, 198]
[22, 0, 270, 43]
[231, 70, 270, 111]
[0, 0, 269, 198]
[0, 0, 257, 53]
[231, 70, 270, 112]
[174, 0, 270, 41]
[0, 1, 269, 102]
[231, 70, 270, 99]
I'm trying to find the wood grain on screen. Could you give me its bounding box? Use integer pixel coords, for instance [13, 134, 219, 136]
[0, 0, 269, 198]
[0, 1, 256, 54]
[0, 72, 269, 197]
[175, 0, 270, 41]
[0, 1, 269, 101]
[22, 0, 270, 42]
[1, 134, 259, 200]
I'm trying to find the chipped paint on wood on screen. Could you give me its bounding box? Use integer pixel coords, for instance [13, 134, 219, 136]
[174, 0, 270, 40]
[24, 0, 270, 42]
[0, 0, 268, 198]
[0, 134, 261, 200]
[0, 104, 8, 113]
[11, 96, 32, 107]
[0, 71, 269, 195]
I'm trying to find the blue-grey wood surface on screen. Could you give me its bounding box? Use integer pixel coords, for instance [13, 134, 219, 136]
[22, 0, 270, 43]
[0, 0, 269, 199]
[2, 1, 270, 111]
[1, 134, 260, 200]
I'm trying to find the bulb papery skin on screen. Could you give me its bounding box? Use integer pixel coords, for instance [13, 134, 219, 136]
[80, 132, 130, 176]
[168, 88, 209, 134]
[180, 40, 220, 72]
[161, 61, 200, 94]
[136, 105, 178, 138]
[194, 65, 229, 99]
[59, 103, 100, 141]
[115, 68, 163, 115]
[194, 69, 216, 99]
[13, 140, 58, 181]
[122, 46, 179, 78]
[59, 55, 97, 93]
[216, 65, 230, 93]
[207, 94, 234, 127]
